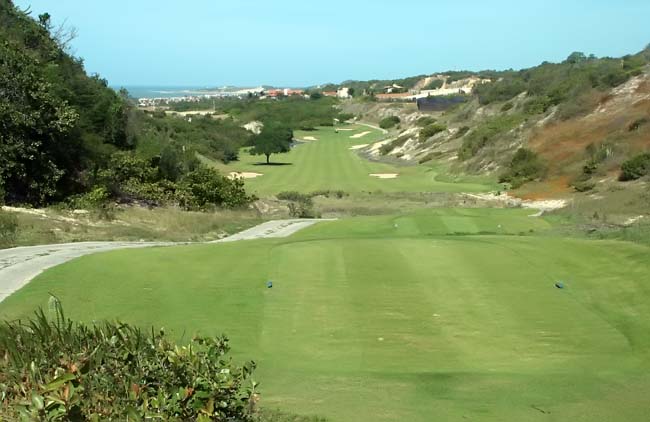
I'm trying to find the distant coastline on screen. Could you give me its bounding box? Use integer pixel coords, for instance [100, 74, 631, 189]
[114, 86, 224, 99]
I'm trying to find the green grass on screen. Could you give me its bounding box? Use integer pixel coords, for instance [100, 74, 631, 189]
[2, 208, 650, 421]
[202, 125, 496, 196]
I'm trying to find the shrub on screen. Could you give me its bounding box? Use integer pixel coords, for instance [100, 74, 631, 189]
[475, 78, 527, 105]
[181, 167, 255, 209]
[0, 210, 18, 248]
[419, 123, 447, 142]
[378, 116, 400, 129]
[628, 117, 649, 131]
[277, 191, 317, 218]
[337, 113, 354, 122]
[380, 135, 410, 155]
[415, 116, 437, 127]
[459, 114, 526, 160]
[0, 300, 257, 420]
[277, 191, 309, 202]
[501, 102, 514, 112]
[499, 148, 547, 188]
[309, 190, 347, 199]
[620, 152, 650, 181]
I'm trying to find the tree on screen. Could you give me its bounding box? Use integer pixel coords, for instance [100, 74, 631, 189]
[566, 51, 587, 64]
[0, 40, 78, 205]
[250, 124, 293, 164]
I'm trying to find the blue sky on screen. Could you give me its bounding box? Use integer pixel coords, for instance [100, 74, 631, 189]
[15, 0, 650, 87]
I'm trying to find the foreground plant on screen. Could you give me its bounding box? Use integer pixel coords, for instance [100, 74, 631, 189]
[0, 298, 258, 421]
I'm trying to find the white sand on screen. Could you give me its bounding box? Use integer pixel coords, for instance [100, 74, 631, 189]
[369, 173, 399, 179]
[302, 136, 317, 141]
[350, 131, 371, 139]
[337, 128, 355, 131]
[349, 144, 369, 150]
[228, 172, 263, 179]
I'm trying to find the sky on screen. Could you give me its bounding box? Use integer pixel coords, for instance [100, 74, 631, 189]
[14, 0, 650, 88]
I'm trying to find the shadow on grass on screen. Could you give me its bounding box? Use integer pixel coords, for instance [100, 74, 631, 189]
[252, 162, 293, 166]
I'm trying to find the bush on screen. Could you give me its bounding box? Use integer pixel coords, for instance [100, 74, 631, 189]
[475, 78, 527, 105]
[380, 135, 410, 155]
[276, 191, 309, 202]
[628, 117, 650, 132]
[620, 152, 650, 181]
[499, 148, 547, 188]
[415, 116, 437, 127]
[0, 210, 18, 248]
[182, 167, 255, 209]
[378, 116, 400, 129]
[337, 113, 354, 122]
[459, 114, 526, 160]
[419, 123, 447, 142]
[309, 190, 347, 199]
[277, 191, 317, 218]
[0, 300, 257, 420]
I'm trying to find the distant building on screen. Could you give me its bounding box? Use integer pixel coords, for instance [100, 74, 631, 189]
[322, 91, 337, 97]
[337, 87, 351, 99]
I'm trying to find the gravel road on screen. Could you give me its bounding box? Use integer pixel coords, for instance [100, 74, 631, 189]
[0, 219, 328, 303]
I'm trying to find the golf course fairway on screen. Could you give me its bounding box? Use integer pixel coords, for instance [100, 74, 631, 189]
[203, 125, 496, 196]
[1, 208, 649, 421]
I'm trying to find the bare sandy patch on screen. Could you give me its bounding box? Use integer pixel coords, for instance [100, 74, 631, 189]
[302, 136, 317, 141]
[336, 128, 355, 131]
[369, 173, 399, 179]
[350, 131, 371, 139]
[228, 172, 263, 180]
[349, 144, 369, 150]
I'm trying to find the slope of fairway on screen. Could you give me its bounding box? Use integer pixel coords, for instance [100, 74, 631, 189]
[204, 125, 496, 196]
[1, 209, 650, 421]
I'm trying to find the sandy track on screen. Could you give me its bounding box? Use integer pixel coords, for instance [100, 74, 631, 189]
[0, 219, 329, 303]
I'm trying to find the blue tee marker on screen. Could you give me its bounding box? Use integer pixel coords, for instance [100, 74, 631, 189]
[555, 282, 564, 289]
[267, 281, 273, 288]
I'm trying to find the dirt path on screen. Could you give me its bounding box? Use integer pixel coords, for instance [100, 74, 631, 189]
[0, 219, 328, 303]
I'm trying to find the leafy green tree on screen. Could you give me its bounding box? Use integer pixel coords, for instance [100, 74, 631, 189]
[565, 51, 587, 64]
[250, 124, 293, 164]
[0, 40, 78, 205]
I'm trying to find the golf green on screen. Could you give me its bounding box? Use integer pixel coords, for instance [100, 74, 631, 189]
[2, 209, 649, 421]
[203, 125, 496, 196]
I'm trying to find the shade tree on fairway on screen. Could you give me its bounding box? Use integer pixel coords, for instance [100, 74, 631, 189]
[250, 124, 293, 164]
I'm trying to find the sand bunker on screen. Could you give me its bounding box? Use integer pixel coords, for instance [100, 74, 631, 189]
[337, 128, 355, 131]
[349, 144, 369, 150]
[302, 136, 317, 141]
[350, 131, 371, 139]
[228, 172, 263, 179]
[369, 173, 399, 179]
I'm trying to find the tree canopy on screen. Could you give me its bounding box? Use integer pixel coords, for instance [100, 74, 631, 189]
[250, 124, 293, 164]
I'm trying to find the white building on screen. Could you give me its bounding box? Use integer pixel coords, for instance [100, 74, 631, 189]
[337, 87, 351, 99]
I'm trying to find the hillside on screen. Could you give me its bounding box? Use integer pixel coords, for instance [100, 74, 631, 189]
[339, 48, 650, 212]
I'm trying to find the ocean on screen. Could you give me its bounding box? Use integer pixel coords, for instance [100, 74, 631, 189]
[114, 85, 219, 99]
